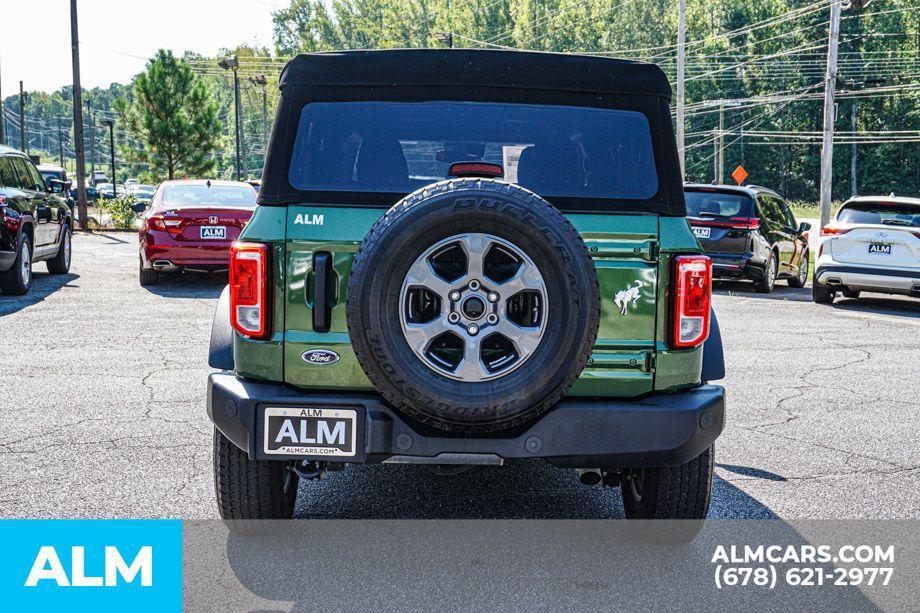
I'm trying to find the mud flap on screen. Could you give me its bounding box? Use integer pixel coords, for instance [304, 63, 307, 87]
[209, 285, 234, 370]
[701, 307, 724, 382]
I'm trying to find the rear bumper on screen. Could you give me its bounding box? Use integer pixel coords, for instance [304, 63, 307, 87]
[709, 253, 764, 280]
[140, 232, 232, 269]
[207, 372, 725, 469]
[816, 264, 920, 295]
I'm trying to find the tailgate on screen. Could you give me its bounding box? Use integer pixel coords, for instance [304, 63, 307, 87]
[830, 227, 920, 269]
[283, 207, 659, 398]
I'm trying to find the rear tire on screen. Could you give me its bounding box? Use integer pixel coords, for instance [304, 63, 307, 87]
[754, 253, 777, 293]
[139, 256, 158, 286]
[0, 235, 32, 295]
[622, 445, 714, 520]
[213, 428, 298, 521]
[47, 224, 72, 274]
[812, 280, 835, 304]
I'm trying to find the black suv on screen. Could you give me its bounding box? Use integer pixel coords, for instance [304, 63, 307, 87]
[0, 145, 73, 295]
[685, 183, 810, 293]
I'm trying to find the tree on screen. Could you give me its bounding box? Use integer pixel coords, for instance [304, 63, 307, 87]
[116, 49, 221, 180]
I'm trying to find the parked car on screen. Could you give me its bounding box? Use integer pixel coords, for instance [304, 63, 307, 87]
[206, 50, 726, 526]
[95, 182, 116, 199]
[138, 179, 256, 285]
[685, 183, 810, 293]
[126, 183, 156, 210]
[70, 182, 99, 202]
[91, 171, 108, 186]
[814, 196, 920, 303]
[0, 145, 73, 295]
[36, 164, 75, 213]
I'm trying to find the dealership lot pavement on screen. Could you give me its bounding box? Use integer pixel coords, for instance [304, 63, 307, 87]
[1, 232, 918, 519]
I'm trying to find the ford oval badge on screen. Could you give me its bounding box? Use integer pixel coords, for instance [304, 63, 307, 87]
[302, 349, 340, 365]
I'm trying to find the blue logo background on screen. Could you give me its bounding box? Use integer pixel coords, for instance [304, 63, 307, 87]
[0, 520, 182, 612]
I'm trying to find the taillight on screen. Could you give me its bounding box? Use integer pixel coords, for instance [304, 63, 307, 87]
[821, 225, 851, 236]
[147, 215, 184, 236]
[691, 217, 759, 230]
[672, 255, 712, 349]
[229, 242, 270, 338]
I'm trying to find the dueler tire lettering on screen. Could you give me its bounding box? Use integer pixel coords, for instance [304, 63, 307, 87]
[346, 179, 600, 434]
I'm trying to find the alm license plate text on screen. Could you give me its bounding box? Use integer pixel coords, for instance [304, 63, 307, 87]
[263, 407, 357, 457]
[693, 226, 711, 239]
[868, 243, 891, 255]
[200, 226, 226, 240]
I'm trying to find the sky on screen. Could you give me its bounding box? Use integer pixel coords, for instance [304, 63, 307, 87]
[0, 0, 283, 95]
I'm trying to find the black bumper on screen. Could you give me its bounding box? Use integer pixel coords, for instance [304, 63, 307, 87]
[207, 373, 725, 469]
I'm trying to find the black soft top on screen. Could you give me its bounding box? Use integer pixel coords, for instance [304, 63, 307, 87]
[280, 49, 672, 100]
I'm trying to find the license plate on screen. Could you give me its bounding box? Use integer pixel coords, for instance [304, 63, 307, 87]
[263, 407, 357, 457]
[868, 243, 891, 255]
[693, 226, 711, 239]
[200, 226, 226, 240]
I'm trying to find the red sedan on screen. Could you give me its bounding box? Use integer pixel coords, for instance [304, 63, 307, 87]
[138, 180, 257, 285]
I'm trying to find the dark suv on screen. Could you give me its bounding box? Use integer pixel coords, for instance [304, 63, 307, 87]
[0, 145, 73, 295]
[685, 184, 810, 293]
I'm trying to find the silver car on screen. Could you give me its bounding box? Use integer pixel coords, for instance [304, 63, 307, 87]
[813, 196, 920, 303]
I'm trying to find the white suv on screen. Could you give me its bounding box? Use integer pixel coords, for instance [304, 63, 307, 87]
[814, 196, 920, 303]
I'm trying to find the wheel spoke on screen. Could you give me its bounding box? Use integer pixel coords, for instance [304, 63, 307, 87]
[402, 317, 451, 348]
[461, 233, 490, 282]
[497, 260, 545, 298]
[404, 259, 451, 300]
[491, 319, 543, 357]
[454, 334, 489, 380]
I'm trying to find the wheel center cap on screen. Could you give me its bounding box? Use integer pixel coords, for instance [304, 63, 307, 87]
[462, 296, 485, 320]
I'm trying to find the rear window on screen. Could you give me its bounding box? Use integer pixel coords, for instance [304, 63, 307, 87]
[163, 184, 256, 207]
[288, 101, 659, 200]
[685, 191, 754, 219]
[837, 202, 920, 228]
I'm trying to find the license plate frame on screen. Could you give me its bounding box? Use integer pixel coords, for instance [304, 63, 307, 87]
[867, 243, 891, 255]
[693, 226, 711, 239]
[200, 225, 227, 240]
[263, 407, 358, 457]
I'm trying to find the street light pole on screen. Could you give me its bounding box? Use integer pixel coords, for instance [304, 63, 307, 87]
[219, 55, 241, 181]
[104, 118, 116, 198]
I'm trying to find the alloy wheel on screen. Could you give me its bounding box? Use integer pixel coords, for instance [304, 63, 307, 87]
[399, 233, 548, 382]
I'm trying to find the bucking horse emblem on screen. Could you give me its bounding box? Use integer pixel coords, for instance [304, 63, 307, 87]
[614, 280, 643, 315]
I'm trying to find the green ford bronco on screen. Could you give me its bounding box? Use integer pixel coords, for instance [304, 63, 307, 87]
[207, 49, 725, 521]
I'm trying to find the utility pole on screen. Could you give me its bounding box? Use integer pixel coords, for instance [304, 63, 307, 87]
[19, 81, 26, 152]
[0, 55, 5, 145]
[676, 0, 686, 174]
[87, 100, 95, 181]
[70, 0, 89, 229]
[819, 0, 842, 228]
[718, 103, 725, 184]
[104, 119, 116, 197]
[850, 100, 858, 197]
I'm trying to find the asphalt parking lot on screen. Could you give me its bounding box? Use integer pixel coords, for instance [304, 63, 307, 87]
[1, 232, 918, 520]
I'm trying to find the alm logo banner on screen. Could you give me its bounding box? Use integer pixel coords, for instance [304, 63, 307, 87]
[0, 520, 182, 612]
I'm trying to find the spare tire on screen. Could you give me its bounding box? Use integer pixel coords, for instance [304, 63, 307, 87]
[347, 179, 600, 433]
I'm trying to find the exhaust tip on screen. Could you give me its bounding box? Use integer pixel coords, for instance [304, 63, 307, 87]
[578, 468, 602, 486]
[826, 277, 842, 285]
[152, 260, 178, 271]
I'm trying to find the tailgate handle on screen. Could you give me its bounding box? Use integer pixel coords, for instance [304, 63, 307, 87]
[312, 252, 334, 333]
